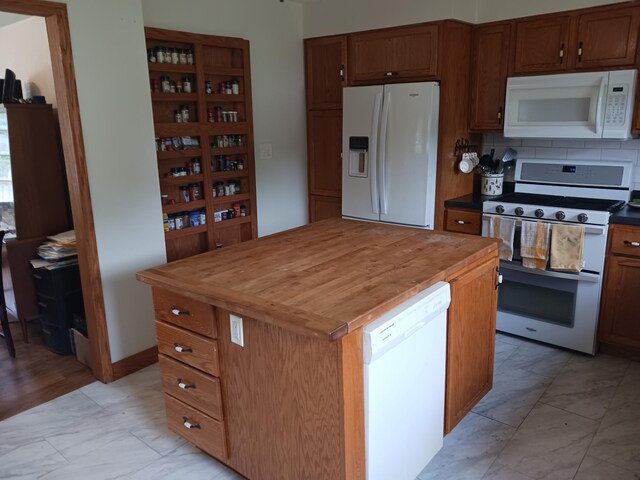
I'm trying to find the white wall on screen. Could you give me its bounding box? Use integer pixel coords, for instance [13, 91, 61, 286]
[54, 0, 166, 362]
[476, 0, 622, 23]
[303, 0, 476, 38]
[142, 0, 308, 237]
[0, 12, 28, 28]
[0, 16, 57, 106]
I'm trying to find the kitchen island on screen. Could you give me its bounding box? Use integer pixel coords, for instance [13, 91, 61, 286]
[137, 219, 500, 480]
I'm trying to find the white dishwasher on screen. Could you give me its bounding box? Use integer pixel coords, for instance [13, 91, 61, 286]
[363, 281, 450, 480]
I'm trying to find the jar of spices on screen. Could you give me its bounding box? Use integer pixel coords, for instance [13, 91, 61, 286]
[179, 186, 190, 203]
[174, 214, 184, 230]
[192, 158, 201, 174]
[240, 205, 247, 217]
[226, 81, 233, 95]
[171, 166, 187, 177]
[181, 212, 190, 228]
[199, 209, 206, 225]
[179, 49, 187, 65]
[189, 183, 201, 201]
[148, 49, 157, 63]
[156, 47, 166, 63]
[237, 160, 244, 170]
[169, 82, 176, 93]
[174, 110, 182, 123]
[181, 105, 190, 122]
[189, 210, 200, 227]
[162, 213, 169, 232]
[205, 80, 213, 95]
[232, 79, 239, 95]
[171, 48, 179, 64]
[183, 77, 192, 93]
[233, 202, 241, 217]
[207, 108, 215, 123]
[161, 76, 171, 93]
[168, 214, 176, 231]
[224, 185, 231, 196]
[161, 194, 169, 206]
[151, 79, 160, 93]
[187, 49, 194, 65]
[216, 183, 225, 197]
[176, 81, 183, 93]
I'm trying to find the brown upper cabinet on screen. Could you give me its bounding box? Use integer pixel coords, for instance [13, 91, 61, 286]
[304, 36, 347, 110]
[469, 23, 511, 131]
[513, 16, 571, 74]
[348, 24, 439, 83]
[513, 5, 640, 75]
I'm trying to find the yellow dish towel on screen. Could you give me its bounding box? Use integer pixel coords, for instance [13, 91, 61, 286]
[520, 221, 550, 270]
[550, 224, 585, 272]
[490, 216, 516, 261]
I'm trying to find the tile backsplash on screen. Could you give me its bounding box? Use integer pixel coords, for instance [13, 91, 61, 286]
[482, 134, 640, 192]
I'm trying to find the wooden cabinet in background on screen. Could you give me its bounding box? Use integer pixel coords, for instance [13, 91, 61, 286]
[513, 16, 571, 74]
[310, 195, 342, 222]
[445, 256, 499, 433]
[146, 28, 258, 262]
[574, 6, 640, 70]
[305, 36, 346, 110]
[348, 24, 439, 84]
[469, 23, 511, 131]
[513, 4, 640, 75]
[444, 208, 482, 236]
[305, 36, 346, 222]
[599, 224, 640, 356]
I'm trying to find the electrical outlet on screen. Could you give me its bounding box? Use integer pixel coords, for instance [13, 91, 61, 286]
[230, 314, 244, 347]
[259, 143, 273, 159]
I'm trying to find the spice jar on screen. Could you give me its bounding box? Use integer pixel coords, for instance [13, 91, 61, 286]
[233, 202, 241, 217]
[156, 47, 166, 63]
[189, 183, 201, 201]
[232, 79, 239, 95]
[205, 80, 212, 94]
[174, 110, 182, 123]
[240, 205, 247, 216]
[174, 214, 184, 230]
[183, 77, 192, 93]
[161, 76, 171, 93]
[179, 186, 190, 203]
[181, 105, 190, 122]
[199, 209, 206, 225]
[171, 48, 179, 64]
[167, 214, 176, 231]
[192, 158, 201, 174]
[179, 49, 187, 65]
[187, 49, 194, 65]
[189, 210, 200, 227]
[148, 49, 157, 63]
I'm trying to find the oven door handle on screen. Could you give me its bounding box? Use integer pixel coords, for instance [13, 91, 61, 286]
[500, 261, 600, 283]
[482, 214, 606, 236]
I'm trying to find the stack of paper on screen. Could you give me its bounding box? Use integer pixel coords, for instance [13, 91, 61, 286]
[36, 230, 78, 261]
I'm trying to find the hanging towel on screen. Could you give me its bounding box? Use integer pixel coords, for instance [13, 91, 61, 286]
[490, 216, 516, 261]
[550, 224, 585, 272]
[520, 221, 550, 270]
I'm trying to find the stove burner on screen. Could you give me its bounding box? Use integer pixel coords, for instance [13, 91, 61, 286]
[495, 193, 625, 213]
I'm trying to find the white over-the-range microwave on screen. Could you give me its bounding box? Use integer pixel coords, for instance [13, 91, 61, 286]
[504, 69, 637, 139]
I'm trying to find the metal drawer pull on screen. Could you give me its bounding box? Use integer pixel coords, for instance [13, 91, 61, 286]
[385, 71, 398, 76]
[33, 274, 43, 280]
[171, 307, 191, 316]
[177, 379, 196, 389]
[174, 343, 193, 353]
[578, 41, 583, 62]
[623, 240, 640, 247]
[182, 417, 201, 430]
[455, 220, 470, 225]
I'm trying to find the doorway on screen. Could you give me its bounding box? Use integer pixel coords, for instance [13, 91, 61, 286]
[0, 1, 111, 391]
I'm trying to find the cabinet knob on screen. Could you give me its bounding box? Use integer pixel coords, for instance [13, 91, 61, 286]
[177, 378, 196, 389]
[182, 417, 201, 430]
[623, 240, 640, 247]
[339, 64, 344, 80]
[174, 343, 193, 353]
[454, 220, 470, 225]
[171, 307, 191, 316]
[385, 71, 398, 77]
[578, 41, 583, 62]
[559, 43, 565, 63]
[497, 107, 503, 123]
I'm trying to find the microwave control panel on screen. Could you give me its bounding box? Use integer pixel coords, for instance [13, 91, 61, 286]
[604, 84, 629, 126]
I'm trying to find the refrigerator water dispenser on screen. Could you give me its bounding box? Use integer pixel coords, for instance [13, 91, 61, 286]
[348, 136, 369, 178]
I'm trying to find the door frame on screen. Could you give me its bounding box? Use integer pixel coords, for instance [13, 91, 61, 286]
[0, 0, 112, 382]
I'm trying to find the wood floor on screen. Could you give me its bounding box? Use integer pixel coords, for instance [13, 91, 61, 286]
[0, 319, 95, 421]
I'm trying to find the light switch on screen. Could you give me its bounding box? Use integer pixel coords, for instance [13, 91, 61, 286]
[230, 314, 244, 347]
[259, 143, 273, 159]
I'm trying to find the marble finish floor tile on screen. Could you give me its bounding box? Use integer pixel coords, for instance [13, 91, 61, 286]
[482, 462, 535, 479]
[574, 455, 640, 480]
[0, 440, 69, 479]
[502, 341, 572, 378]
[495, 403, 599, 480]
[473, 366, 553, 427]
[129, 443, 229, 480]
[540, 354, 629, 420]
[494, 339, 519, 369]
[418, 412, 516, 480]
[496, 332, 525, 346]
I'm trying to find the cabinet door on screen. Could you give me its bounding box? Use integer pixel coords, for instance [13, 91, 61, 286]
[305, 36, 346, 110]
[348, 24, 438, 83]
[310, 195, 341, 222]
[308, 110, 342, 197]
[574, 7, 640, 70]
[599, 255, 640, 350]
[445, 256, 499, 433]
[469, 23, 511, 131]
[513, 16, 571, 74]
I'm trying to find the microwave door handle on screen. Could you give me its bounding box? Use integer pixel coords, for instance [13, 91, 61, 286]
[499, 261, 600, 283]
[595, 77, 607, 137]
[370, 92, 383, 214]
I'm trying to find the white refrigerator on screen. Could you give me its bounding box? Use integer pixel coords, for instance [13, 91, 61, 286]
[342, 82, 439, 229]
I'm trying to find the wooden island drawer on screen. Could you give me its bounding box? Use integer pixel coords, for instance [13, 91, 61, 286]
[609, 225, 640, 258]
[159, 354, 223, 420]
[156, 322, 220, 376]
[153, 288, 217, 338]
[444, 208, 482, 235]
[164, 394, 227, 460]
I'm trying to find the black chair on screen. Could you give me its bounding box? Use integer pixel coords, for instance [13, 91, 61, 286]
[0, 231, 16, 358]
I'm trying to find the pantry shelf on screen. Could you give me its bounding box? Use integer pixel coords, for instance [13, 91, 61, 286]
[147, 26, 258, 262]
[163, 199, 206, 214]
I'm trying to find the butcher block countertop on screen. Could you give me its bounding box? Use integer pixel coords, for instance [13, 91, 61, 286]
[137, 218, 500, 341]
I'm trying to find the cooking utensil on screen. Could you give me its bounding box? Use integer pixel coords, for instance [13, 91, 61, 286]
[501, 148, 518, 163]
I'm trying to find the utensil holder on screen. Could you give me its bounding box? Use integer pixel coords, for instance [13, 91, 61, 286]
[481, 173, 504, 196]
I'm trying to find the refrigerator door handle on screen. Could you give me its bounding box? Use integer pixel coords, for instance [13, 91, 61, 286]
[370, 92, 383, 214]
[378, 92, 391, 215]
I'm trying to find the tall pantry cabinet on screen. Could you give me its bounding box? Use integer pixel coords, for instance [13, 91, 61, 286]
[146, 28, 258, 262]
[305, 36, 347, 222]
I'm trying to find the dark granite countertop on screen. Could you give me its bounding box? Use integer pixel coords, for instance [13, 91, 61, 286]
[611, 191, 640, 226]
[443, 193, 486, 210]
